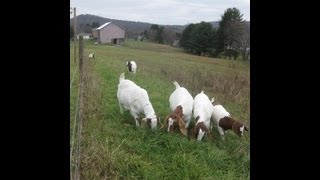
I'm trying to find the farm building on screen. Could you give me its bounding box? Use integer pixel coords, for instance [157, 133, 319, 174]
[92, 22, 125, 44]
[76, 33, 93, 39]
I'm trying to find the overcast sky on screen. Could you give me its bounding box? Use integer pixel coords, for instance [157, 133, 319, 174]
[70, 0, 250, 25]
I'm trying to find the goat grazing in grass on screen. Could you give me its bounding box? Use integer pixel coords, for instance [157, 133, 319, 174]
[165, 81, 193, 136]
[88, 53, 95, 60]
[117, 73, 158, 129]
[211, 98, 248, 139]
[126, 60, 137, 73]
[189, 91, 214, 141]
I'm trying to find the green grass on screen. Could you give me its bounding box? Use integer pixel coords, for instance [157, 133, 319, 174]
[70, 39, 250, 179]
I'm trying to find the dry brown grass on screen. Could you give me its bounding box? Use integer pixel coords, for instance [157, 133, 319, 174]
[156, 63, 250, 121]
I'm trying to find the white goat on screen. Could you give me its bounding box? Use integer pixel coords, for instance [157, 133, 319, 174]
[126, 60, 137, 73]
[117, 73, 158, 129]
[211, 99, 248, 139]
[165, 81, 194, 136]
[88, 53, 95, 60]
[190, 91, 214, 141]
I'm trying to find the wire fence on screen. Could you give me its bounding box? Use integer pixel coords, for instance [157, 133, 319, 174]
[70, 36, 85, 180]
[70, 61, 79, 90]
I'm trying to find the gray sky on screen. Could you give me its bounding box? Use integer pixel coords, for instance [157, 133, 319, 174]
[70, 0, 250, 25]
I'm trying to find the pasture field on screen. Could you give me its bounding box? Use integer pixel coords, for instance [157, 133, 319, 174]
[70, 39, 250, 179]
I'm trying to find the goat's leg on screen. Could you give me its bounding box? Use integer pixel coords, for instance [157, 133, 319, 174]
[135, 118, 140, 127]
[218, 126, 225, 140]
[130, 111, 140, 127]
[118, 101, 124, 114]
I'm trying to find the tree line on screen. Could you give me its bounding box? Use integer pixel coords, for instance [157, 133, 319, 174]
[137, 24, 181, 45]
[180, 7, 250, 60]
[142, 7, 249, 60]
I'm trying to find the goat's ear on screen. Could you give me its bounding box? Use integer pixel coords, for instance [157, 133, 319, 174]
[141, 118, 147, 128]
[142, 118, 152, 128]
[141, 117, 149, 124]
[199, 123, 209, 133]
[178, 117, 187, 136]
[198, 123, 211, 139]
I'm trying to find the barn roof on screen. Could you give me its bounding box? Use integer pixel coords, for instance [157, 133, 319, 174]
[96, 22, 112, 30]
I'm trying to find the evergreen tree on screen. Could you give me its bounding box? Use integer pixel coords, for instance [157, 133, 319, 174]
[180, 22, 215, 56]
[155, 26, 164, 44]
[216, 7, 245, 59]
[180, 23, 196, 52]
[190, 22, 214, 55]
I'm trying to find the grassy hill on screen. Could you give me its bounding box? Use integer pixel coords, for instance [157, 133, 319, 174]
[70, 39, 250, 179]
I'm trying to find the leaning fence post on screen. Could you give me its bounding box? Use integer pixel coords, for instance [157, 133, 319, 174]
[79, 36, 83, 77]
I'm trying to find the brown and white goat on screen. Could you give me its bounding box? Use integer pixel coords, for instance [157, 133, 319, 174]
[189, 116, 212, 140]
[165, 81, 194, 136]
[189, 91, 214, 141]
[211, 99, 248, 139]
[165, 105, 187, 135]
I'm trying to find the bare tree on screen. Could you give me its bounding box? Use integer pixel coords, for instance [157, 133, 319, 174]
[217, 8, 246, 60]
[239, 25, 250, 60]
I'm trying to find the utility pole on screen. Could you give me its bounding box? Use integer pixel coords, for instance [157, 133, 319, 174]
[73, 7, 77, 64]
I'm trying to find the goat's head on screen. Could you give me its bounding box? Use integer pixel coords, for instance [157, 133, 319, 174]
[219, 115, 249, 138]
[142, 116, 158, 129]
[165, 105, 187, 135]
[189, 116, 210, 141]
[232, 121, 249, 137]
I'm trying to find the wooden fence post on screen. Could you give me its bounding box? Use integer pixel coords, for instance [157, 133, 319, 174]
[73, 7, 77, 64]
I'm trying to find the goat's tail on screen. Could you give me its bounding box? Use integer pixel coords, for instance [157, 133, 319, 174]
[119, 73, 125, 82]
[173, 81, 180, 89]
